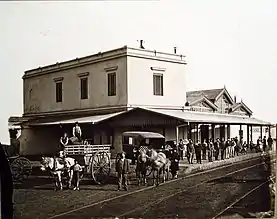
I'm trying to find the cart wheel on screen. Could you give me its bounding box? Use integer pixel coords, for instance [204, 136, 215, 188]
[90, 151, 111, 185]
[10, 157, 32, 181]
[146, 166, 152, 176]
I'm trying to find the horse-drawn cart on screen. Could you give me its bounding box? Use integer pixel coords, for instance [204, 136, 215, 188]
[64, 144, 111, 185]
[2, 144, 32, 181]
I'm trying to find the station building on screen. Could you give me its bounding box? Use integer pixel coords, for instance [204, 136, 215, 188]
[8, 45, 271, 157]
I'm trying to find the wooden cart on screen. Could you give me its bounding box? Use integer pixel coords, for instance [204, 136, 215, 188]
[64, 144, 111, 185]
[2, 144, 32, 181]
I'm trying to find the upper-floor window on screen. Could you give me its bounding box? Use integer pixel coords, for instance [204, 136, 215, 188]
[80, 77, 88, 99]
[153, 73, 163, 96]
[108, 72, 116, 96]
[56, 82, 63, 102]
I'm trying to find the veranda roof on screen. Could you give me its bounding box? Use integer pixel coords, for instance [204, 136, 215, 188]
[122, 131, 165, 139]
[142, 108, 270, 126]
[29, 111, 125, 126]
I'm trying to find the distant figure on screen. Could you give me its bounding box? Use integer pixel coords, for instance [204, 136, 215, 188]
[187, 139, 195, 164]
[250, 141, 254, 151]
[202, 139, 207, 160]
[170, 149, 180, 178]
[115, 152, 129, 191]
[225, 139, 231, 159]
[72, 122, 82, 143]
[178, 139, 184, 160]
[268, 136, 273, 151]
[194, 140, 202, 164]
[207, 139, 214, 162]
[72, 160, 82, 191]
[263, 136, 267, 152]
[214, 138, 220, 160]
[220, 138, 225, 160]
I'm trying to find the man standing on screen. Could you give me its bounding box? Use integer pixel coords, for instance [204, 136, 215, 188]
[187, 139, 195, 164]
[214, 138, 220, 160]
[73, 122, 82, 143]
[207, 139, 214, 162]
[220, 138, 225, 160]
[178, 139, 184, 160]
[115, 152, 129, 191]
[202, 139, 207, 160]
[194, 140, 202, 164]
[268, 135, 273, 151]
[263, 136, 267, 152]
[60, 132, 69, 151]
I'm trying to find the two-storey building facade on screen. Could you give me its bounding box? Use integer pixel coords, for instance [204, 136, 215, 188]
[9, 45, 270, 157]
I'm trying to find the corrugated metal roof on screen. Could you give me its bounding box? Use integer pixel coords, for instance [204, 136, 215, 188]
[142, 108, 270, 125]
[122, 131, 165, 139]
[186, 88, 224, 101]
[29, 111, 126, 126]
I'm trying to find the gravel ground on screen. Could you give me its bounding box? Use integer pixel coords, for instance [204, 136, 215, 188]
[13, 154, 274, 219]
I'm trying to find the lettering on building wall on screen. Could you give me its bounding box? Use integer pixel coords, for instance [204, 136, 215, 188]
[26, 104, 40, 113]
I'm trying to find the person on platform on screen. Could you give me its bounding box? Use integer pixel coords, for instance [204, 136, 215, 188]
[202, 139, 207, 160]
[115, 152, 129, 191]
[207, 139, 214, 162]
[178, 139, 184, 160]
[220, 138, 225, 160]
[187, 139, 195, 164]
[268, 136, 273, 151]
[73, 122, 82, 142]
[214, 138, 220, 160]
[263, 136, 267, 152]
[194, 140, 202, 164]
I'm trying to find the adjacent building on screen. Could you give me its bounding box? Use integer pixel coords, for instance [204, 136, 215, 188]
[8, 45, 271, 157]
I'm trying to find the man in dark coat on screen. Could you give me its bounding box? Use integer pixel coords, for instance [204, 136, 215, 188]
[0, 142, 14, 219]
[194, 140, 202, 164]
[170, 149, 180, 178]
[187, 139, 195, 164]
[214, 138, 220, 160]
[115, 152, 130, 191]
[263, 136, 267, 152]
[267, 136, 273, 151]
[207, 139, 214, 162]
[220, 138, 225, 160]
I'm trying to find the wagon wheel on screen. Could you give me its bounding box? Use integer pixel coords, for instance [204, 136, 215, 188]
[90, 151, 111, 185]
[10, 157, 32, 181]
[146, 166, 153, 176]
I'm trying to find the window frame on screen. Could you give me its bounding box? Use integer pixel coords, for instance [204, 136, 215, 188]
[108, 72, 116, 96]
[55, 82, 63, 103]
[153, 73, 164, 96]
[80, 77, 88, 100]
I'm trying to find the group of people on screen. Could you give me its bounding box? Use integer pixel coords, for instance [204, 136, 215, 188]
[166, 135, 274, 166]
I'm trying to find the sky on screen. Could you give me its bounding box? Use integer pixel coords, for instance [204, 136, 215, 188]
[0, 0, 277, 144]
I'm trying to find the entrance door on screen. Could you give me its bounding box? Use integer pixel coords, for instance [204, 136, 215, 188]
[200, 125, 209, 143]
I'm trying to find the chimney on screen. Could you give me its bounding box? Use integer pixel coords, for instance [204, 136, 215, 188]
[139, 40, 145, 49]
[234, 95, 237, 103]
[174, 47, 177, 54]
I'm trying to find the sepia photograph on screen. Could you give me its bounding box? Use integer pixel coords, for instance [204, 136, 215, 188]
[0, 1, 276, 218]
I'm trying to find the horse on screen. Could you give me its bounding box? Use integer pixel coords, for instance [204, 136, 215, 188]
[40, 156, 75, 191]
[136, 150, 150, 186]
[146, 148, 170, 186]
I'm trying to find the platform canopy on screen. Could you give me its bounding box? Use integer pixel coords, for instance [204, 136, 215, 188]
[143, 108, 271, 126]
[122, 131, 165, 139]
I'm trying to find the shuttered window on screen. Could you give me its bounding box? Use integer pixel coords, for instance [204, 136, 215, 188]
[56, 82, 63, 102]
[108, 73, 116, 96]
[80, 78, 88, 99]
[153, 74, 163, 96]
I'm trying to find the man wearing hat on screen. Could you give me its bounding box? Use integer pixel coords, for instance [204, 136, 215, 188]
[115, 151, 129, 191]
[72, 122, 82, 143]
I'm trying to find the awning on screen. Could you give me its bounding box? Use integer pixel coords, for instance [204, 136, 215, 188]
[29, 111, 125, 126]
[122, 131, 165, 139]
[142, 108, 271, 126]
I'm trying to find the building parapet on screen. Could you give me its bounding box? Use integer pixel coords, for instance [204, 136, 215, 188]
[22, 46, 186, 79]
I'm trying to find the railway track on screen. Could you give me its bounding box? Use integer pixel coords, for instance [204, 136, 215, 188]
[47, 155, 275, 219]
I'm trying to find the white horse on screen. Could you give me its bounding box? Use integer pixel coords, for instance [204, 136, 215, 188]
[40, 156, 75, 190]
[146, 148, 170, 186]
